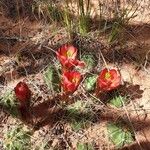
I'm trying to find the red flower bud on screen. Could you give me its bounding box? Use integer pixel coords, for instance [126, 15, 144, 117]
[56, 44, 85, 69]
[97, 68, 121, 91]
[14, 82, 31, 107]
[61, 71, 82, 93]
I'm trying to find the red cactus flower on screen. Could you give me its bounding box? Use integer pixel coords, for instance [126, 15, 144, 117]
[97, 68, 121, 91]
[61, 71, 82, 93]
[14, 82, 31, 107]
[56, 44, 85, 69]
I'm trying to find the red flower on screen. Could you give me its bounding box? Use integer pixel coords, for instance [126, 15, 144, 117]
[61, 71, 82, 93]
[97, 68, 121, 91]
[14, 82, 31, 107]
[56, 44, 85, 69]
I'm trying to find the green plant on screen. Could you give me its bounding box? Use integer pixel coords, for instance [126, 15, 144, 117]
[107, 123, 134, 149]
[78, 0, 91, 35]
[71, 118, 91, 131]
[84, 75, 98, 92]
[3, 126, 31, 150]
[67, 101, 93, 131]
[67, 100, 88, 113]
[81, 54, 96, 73]
[0, 90, 19, 116]
[109, 21, 122, 43]
[32, 0, 63, 22]
[63, 4, 73, 36]
[34, 140, 51, 150]
[77, 142, 94, 150]
[48, 3, 63, 22]
[43, 65, 61, 93]
[109, 95, 127, 108]
[109, 7, 137, 43]
[32, 0, 50, 20]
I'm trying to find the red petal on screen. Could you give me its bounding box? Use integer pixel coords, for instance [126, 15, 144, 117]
[56, 44, 84, 70]
[67, 45, 77, 59]
[98, 68, 121, 91]
[57, 44, 77, 59]
[14, 82, 31, 102]
[74, 60, 85, 67]
[62, 71, 81, 93]
[100, 68, 109, 79]
[109, 69, 118, 79]
[111, 76, 121, 88]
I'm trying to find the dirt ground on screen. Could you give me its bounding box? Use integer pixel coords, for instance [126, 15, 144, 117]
[0, 1, 150, 150]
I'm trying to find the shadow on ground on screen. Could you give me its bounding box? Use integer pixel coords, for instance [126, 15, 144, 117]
[121, 141, 150, 150]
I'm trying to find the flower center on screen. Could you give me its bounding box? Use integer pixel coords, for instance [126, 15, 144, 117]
[105, 72, 111, 79]
[72, 77, 79, 84]
[67, 50, 73, 58]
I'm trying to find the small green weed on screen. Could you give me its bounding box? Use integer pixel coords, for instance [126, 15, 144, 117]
[84, 75, 98, 92]
[43, 65, 61, 93]
[32, 0, 63, 22]
[77, 142, 95, 150]
[109, 95, 127, 108]
[0, 89, 19, 117]
[62, 3, 73, 36]
[67, 101, 93, 131]
[78, 0, 91, 35]
[81, 54, 96, 73]
[3, 126, 31, 150]
[107, 123, 134, 149]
